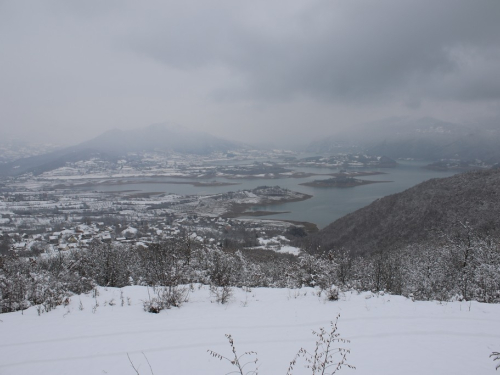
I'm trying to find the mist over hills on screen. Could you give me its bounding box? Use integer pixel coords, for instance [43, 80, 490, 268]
[77, 123, 243, 155]
[307, 117, 500, 162]
[0, 124, 245, 177]
[3, 117, 499, 178]
[312, 168, 500, 255]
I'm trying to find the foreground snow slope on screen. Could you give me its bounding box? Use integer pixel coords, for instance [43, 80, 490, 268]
[1, 286, 499, 375]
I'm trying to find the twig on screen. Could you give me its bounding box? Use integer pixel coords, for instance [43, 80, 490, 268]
[142, 352, 155, 375]
[491, 352, 500, 370]
[127, 353, 140, 375]
[208, 334, 259, 375]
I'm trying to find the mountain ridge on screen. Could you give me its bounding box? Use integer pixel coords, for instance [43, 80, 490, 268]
[0, 123, 245, 176]
[307, 117, 500, 162]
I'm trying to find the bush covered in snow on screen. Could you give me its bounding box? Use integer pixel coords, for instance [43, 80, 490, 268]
[2, 223, 500, 314]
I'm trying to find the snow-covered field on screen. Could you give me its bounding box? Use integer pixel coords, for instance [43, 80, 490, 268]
[1, 286, 499, 375]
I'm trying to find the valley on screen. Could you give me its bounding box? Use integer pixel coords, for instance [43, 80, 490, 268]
[0, 146, 461, 257]
[2, 3, 500, 373]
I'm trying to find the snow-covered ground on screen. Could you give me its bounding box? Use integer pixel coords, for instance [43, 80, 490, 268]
[254, 236, 301, 255]
[1, 286, 499, 375]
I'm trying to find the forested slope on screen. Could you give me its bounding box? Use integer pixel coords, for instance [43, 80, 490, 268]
[315, 168, 500, 255]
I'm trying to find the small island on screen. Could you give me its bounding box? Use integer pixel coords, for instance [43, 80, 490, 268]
[223, 186, 312, 218]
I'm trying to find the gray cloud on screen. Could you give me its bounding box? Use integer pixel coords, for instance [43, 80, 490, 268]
[127, 0, 500, 103]
[0, 0, 499, 146]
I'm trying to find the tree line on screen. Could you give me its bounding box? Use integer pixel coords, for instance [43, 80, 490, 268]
[1, 222, 500, 314]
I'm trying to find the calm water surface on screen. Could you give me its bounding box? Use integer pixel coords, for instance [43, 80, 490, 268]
[86, 161, 457, 229]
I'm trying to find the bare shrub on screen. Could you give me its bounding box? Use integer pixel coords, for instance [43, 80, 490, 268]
[143, 286, 189, 313]
[209, 314, 354, 375]
[326, 286, 339, 301]
[210, 284, 233, 304]
[208, 334, 259, 375]
[287, 314, 355, 375]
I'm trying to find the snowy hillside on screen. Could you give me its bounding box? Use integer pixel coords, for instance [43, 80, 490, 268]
[1, 285, 499, 375]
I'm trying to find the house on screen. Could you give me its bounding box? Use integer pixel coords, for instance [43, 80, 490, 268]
[67, 235, 79, 244]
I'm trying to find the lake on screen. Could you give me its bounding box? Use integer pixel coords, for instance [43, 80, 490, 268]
[84, 160, 457, 229]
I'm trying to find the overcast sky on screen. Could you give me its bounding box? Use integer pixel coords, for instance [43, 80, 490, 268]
[1, 0, 500, 147]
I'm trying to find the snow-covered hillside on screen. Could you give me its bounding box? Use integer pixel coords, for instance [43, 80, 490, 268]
[1, 286, 499, 375]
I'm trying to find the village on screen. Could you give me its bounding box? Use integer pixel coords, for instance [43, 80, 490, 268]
[0, 147, 405, 257]
[25, 149, 398, 181]
[0, 178, 310, 256]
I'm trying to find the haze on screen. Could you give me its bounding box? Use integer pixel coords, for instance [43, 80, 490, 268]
[1, 0, 499, 147]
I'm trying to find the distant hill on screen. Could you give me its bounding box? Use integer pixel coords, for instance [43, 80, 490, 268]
[307, 117, 500, 162]
[0, 124, 245, 176]
[76, 123, 242, 155]
[312, 168, 500, 255]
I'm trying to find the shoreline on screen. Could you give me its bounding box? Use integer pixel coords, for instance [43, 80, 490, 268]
[300, 179, 391, 188]
[54, 179, 240, 189]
